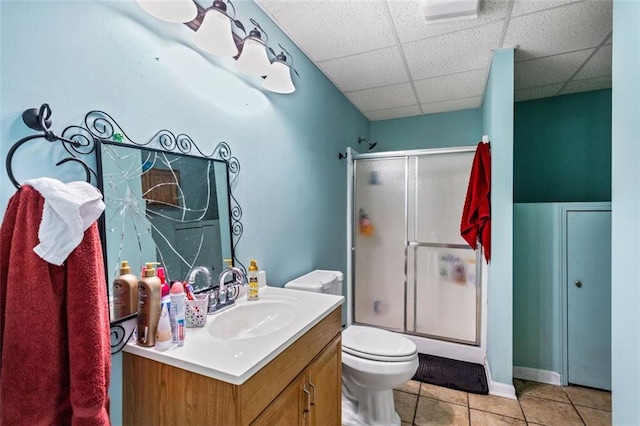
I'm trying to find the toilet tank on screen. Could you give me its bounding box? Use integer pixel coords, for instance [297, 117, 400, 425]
[284, 270, 343, 296]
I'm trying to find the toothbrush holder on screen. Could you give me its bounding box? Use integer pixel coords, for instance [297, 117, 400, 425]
[186, 294, 208, 328]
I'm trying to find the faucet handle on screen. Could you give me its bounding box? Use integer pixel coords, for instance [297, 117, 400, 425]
[227, 284, 240, 302]
[207, 289, 219, 314]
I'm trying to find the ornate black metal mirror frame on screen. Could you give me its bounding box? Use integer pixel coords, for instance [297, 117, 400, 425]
[5, 104, 243, 354]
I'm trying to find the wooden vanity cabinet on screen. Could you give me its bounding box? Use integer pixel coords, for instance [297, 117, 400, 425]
[252, 335, 341, 426]
[123, 306, 342, 426]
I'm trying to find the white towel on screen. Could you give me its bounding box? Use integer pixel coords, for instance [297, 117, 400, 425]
[23, 177, 105, 266]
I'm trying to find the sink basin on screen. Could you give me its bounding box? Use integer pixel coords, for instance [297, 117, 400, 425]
[208, 296, 301, 340]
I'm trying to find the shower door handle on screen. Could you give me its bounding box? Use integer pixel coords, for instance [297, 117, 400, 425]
[407, 241, 470, 249]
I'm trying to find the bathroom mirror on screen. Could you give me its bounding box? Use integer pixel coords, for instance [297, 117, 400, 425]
[99, 141, 234, 323]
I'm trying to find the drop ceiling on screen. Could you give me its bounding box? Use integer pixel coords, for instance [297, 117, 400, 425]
[255, 0, 612, 121]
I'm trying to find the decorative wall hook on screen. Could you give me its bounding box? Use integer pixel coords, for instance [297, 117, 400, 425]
[338, 152, 348, 160]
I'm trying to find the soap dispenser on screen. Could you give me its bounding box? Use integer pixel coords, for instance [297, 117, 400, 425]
[137, 262, 162, 347]
[113, 260, 138, 318]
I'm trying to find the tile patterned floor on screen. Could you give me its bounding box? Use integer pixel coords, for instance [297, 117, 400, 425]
[394, 378, 611, 426]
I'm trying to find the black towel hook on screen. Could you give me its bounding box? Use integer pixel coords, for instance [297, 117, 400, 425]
[6, 104, 95, 189]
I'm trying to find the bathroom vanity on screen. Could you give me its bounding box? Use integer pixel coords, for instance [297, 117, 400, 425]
[123, 287, 343, 425]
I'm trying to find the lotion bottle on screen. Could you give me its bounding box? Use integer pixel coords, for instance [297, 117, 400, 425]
[155, 297, 172, 351]
[137, 262, 161, 347]
[247, 260, 259, 301]
[113, 260, 138, 318]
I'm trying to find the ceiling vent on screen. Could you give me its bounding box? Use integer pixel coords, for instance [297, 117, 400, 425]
[422, 0, 480, 24]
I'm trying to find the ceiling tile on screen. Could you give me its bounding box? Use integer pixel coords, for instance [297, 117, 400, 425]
[259, 1, 396, 62]
[515, 49, 593, 89]
[414, 68, 487, 104]
[575, 45, 611, 80]
[365, 105, 422, 121]
[403, 21, 503, 80]
[504, 0, 612, 61]
[318, 46, 409, 92]
[514, 84, 563, 101]
[421, 96, 483, 114]
[511, 0, 583, 18]
[560, 75, 612, 95]
[346, 82, 417, 112]
[387, 0, 507, 44]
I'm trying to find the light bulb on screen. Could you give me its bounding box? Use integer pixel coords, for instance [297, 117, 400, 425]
[262, 60, 295, 94]
[236, 38, 271, 76]
[192, 8, 238, 57]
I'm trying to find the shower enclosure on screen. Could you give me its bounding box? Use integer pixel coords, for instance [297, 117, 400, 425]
[349, 147, 482, 346]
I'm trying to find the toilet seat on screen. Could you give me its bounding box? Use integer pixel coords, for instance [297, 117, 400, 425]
[342, 326, 417, 362]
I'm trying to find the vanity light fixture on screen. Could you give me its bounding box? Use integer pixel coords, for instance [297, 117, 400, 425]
[262, 44, 298, 94]
[136, 0, 198, 23]
[236, 19, 272, 77]
[137, 0, 300, 94]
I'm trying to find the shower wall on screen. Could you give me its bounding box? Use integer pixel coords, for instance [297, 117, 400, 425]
[353, 149, 481, 345]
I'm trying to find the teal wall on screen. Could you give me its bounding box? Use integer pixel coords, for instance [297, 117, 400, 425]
[0, 1, 368, 423]
[513, 203, 561, 374]
[514, 90, 612, 203]
[611, 0, 640, 423]
[370, 108, 483, 151]
[483, 48, 514, 387]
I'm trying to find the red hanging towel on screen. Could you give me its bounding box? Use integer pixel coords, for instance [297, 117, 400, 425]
[0, 186, 111, 425]
[461, 142, 491, 263]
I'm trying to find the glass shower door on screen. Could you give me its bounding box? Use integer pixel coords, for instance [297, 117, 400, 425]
[406, 152, 479, 344]
[353, 157, 406, 331]
[353, 149, 481, 345]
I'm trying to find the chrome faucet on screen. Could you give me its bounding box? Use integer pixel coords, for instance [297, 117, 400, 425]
[187, 266, 212, 290]
[218, 265, 245, 304]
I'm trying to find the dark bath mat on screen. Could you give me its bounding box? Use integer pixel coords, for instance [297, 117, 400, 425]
[411, 353, 489, 394]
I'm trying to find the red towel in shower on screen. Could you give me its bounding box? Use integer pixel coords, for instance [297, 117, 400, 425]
[0, 186, 111, 425]
[461, 142, 491, 263]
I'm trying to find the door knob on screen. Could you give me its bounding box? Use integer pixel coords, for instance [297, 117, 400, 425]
[575, 280, 583, 288]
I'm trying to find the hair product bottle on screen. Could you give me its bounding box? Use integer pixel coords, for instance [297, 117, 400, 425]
[248, 259, 259, 301]
[113, 260, 138, 318]
[137, 262, 162, 347]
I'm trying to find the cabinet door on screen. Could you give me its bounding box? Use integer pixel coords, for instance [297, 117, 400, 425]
[307, 336, 342, 426]
[567, 210, 611, 390]
[252, 372, 306, 426]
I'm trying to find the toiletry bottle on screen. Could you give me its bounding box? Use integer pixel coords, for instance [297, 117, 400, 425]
[155, 297, 172, 351]
[113, 260, 138, 318]
[170, 281, 186, 346]
[158, 266, 169, 299]
[248, 259, 259, 301]
[137, 262, 162, 347]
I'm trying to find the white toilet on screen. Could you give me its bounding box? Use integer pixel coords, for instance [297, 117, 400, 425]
[285, 270, 419, 426]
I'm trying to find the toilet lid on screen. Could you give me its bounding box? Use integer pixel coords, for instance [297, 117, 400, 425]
[342, 326, 417, 361]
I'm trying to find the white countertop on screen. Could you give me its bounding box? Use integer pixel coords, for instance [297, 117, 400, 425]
[124, 286, 344, 385]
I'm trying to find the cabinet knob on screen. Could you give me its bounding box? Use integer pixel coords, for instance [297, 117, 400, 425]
[575, 280, 583, 288]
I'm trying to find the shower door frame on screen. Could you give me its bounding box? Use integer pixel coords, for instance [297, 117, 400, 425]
[348, 146, 483, 347]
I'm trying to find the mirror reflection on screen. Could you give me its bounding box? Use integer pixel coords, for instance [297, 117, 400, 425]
[100, 141, 233, 322]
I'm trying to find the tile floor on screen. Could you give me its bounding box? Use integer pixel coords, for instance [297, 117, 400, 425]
[393, 378, 611, 426]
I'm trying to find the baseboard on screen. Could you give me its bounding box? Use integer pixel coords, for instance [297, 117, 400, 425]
[484, 360, 517, 399]
[513, 366, 562, 386]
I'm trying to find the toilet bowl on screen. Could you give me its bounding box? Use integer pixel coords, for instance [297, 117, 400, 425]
[341, 325, 418, 426]
[284, 271, 419, 426]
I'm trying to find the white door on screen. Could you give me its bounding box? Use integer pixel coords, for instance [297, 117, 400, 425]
[567, 210, 611, 390]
